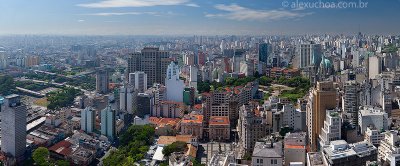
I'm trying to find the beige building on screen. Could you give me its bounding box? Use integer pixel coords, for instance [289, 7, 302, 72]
[306, 81, 337, 151]
[209, 116, 230, 141]
[152, 101, 186, 118]
[180, 114, 204, 139]
[238, 105, 268, 153]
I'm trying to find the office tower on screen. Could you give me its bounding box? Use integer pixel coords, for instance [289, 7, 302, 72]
[378, 131, 400, 165]
[25, 55, 40, 67]
[183, 87, 195, 106]
[101, 105, 116, 139]
[165, 62, 184, 102]
[319, 109, 341, 148]
[358, 106, 389, 134]
[119, 85, 136, 114]
[129, 71, 148, 93]
[258, 43, 269, 64]
[81, 106, 95, 133]
[306, 81, 337, 151]
[298, 43, 322, 68]
[136, 93, 152, 118]
[342, 81, 359, 126]
[127, 47, 170, 87]
[96, 68, 109, 94]
[0, 94, 27, 159]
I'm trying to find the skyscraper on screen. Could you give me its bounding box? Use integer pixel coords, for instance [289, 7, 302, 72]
[96, 68, 109, 94]
[0, 94, 27, 159]
[101, 105, 116, 139]
[306, 81, 337, 151]
[342, 81, 359, 126]
[129, 71, 148, 93]
[81, 106, 96, 133]
[119, 85, 136, 114]
[298, 43, 322, 68]
[127, 47, 170, 87]
[258, 43, 269, 64]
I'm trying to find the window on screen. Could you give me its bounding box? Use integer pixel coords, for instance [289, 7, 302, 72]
[257, 159, 259, 163]
[260, 159, 263, 164]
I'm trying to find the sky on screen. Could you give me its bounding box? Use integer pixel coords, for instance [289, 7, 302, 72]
[0, 0, 399, 35]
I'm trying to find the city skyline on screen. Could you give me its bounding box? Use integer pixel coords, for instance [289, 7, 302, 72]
[1, 0, 400, 35]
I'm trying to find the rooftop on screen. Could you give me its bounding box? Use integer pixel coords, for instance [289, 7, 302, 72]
[252, 141, 283, 158]
[181, 114, 203, 124]
[209, 116, 230, 125]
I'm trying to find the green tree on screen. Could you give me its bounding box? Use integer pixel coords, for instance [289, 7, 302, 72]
[55, 160, 70, 166]
[32, 147, 50, 166]
[162, 141, 187, 156]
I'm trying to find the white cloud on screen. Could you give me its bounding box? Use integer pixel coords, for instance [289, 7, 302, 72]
[185, 3, 199, 7]
[86, 11, 173, 16]
[77, 0, 189, 8]
[206, 4, 312, 21]
[78, 19, 85, 22]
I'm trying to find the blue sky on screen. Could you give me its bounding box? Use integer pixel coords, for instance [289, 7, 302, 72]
[0, 0, 399, 35]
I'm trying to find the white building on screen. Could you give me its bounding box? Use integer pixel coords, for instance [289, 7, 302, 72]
[319, 110, 341, 148]
[322, 140, 377, 166]
[119, 85, 136, 114]
[81, 106, 95, 133]
[0, 94, 27, 159]
[96, 68, 109, 94]
[165, 62, 184, 102]
[358, 106, 389, 134]
[0, 51, 8, 69]
[378, 131, 400, 165]
[129, 71, 147, 93]
[101, 105, 116, 139]
[284, 132, 307, 166]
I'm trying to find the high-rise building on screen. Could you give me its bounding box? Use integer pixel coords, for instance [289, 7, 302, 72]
[358, 106, 389, 134]
[81, 106, 95, 133]
[127, 47, 170, 87]
[307, 81, 337, 151]
[238, 105, 268, 153]
[0, 94, 27, 159]
[136, 93, 153, 118]
[258, 43, 269, 64]
[284, 132, 307, 166]
[378, 131, 400, 165]
[129, 71, 147, 93]
[101, 105, 116, 139]
[96, 68, 109, 94]
[165, 62, 184, 102]
[119, 85, 136, 114]
[0, 51, 8, 69]
[368, 56, 382, 79]
[342, 81, 359, 126]
[298, 43, 322, 68]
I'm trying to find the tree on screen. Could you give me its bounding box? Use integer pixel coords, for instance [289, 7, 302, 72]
[162, 141, 187, 156]
[0, 75, 16, 95]
[32, 147, 50, 166]
[55, 160, 70, 166]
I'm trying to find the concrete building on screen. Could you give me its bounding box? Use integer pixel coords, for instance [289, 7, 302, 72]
[180, 114, 204, 139]
[378, 131, 400, 165]
[364, 126, 385, 146]
[165, 62, 184, 102]
[101, 105, 116, 139]
[342, 81, 359, 126]
[152, 101, 185, 118]
[183, 87, 195, 106]
[81, 107, 95, 133]
[129, 71, 147, 93]
[238, 105, 268, 153]
[209, 116, 230, 141]
[322, 140, 377, 166]
[189, 65, 198, 90]
[284, 132, 307, 166]
[127, 47, 170, 87]
[358, 106, 389, 134]
[96, 68, 109, 94]
[319, 110, 341, 148]
[251, 141, 283, 166]
[0, 51, 8, 69]
[368, 56, 382, 79]
[0, 94, 27, 160]
[307, 81, 337, 151]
